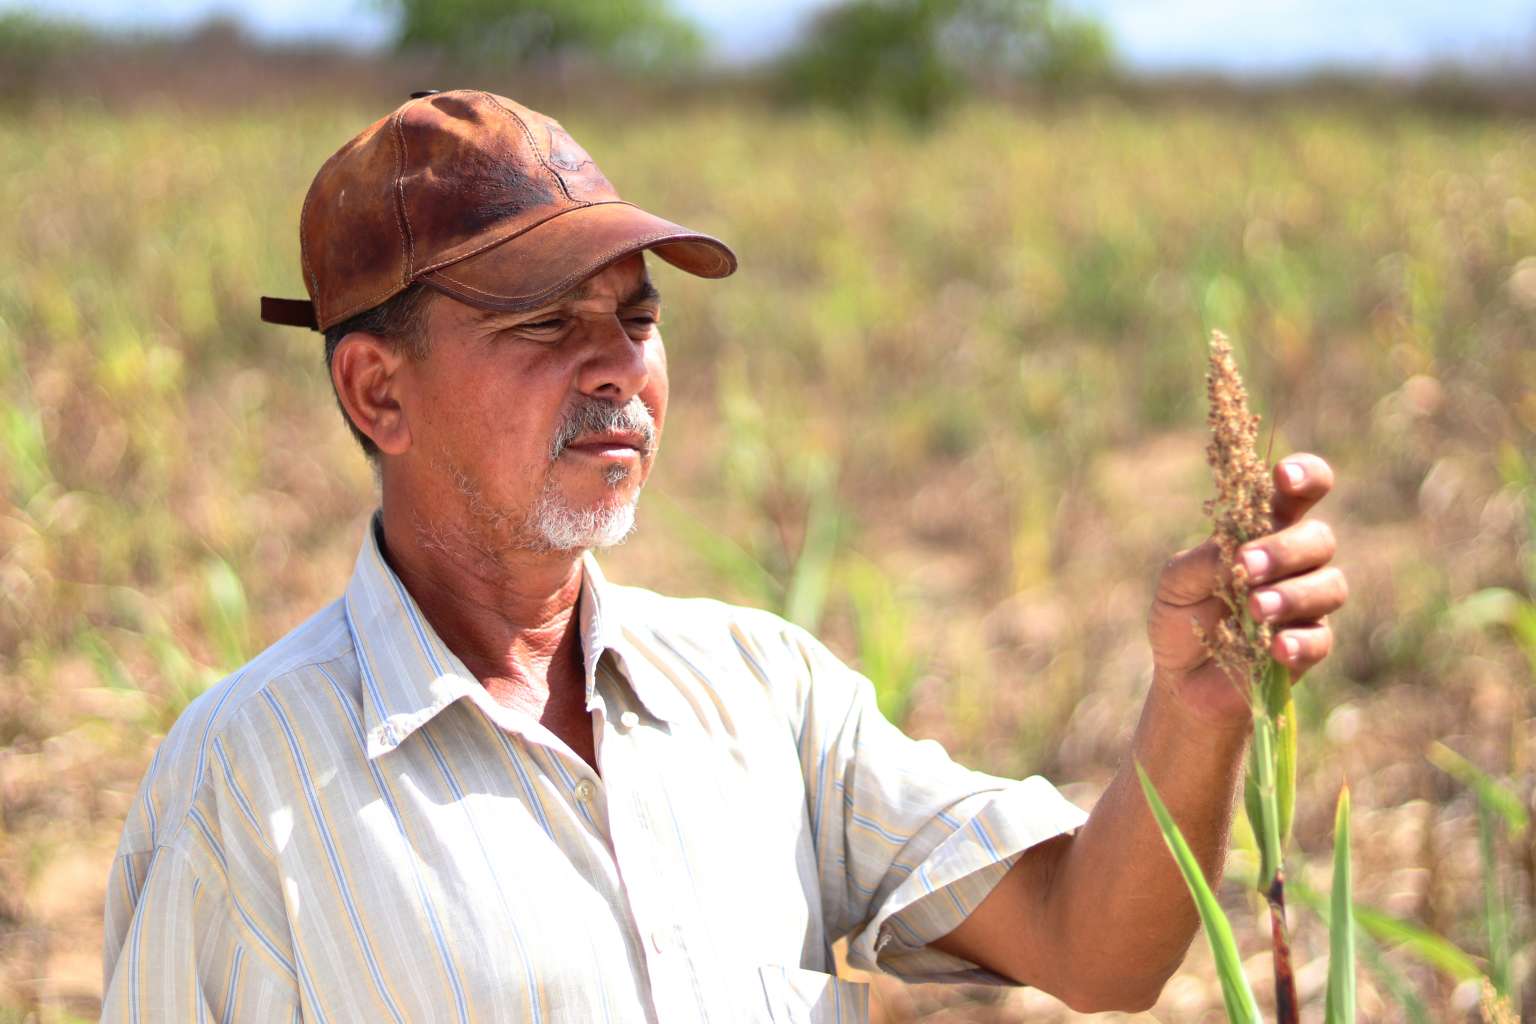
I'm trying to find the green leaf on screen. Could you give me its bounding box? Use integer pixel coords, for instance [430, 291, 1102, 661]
[1136, 762, 1261, 1024]
[202, 557, 251, 671]
[1243, 657, 1293, 892]
[1476, 803, 1512, 997]
[783, 470, 841, 631]
[1357, 929, 1432, 1024]
[649, 493, 782, 609]
[1325, 786, 1356, 1023]
[1427, 742, 1528, 837]
[1293, 877, 1434, 1023]
[1292, 873, 1486, 985]
[1448, 587, 1523, 632]
[1275, 687, 1298, 847]
[1248, 710, 1285, 891]
[1352, 905, 1485, 983]
[843, 555, 924, 726]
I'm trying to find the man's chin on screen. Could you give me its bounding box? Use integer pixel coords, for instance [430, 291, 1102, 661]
[521, 488, 641, 554]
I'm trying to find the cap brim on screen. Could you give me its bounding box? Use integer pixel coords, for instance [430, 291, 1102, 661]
[420, 201, 736, 314]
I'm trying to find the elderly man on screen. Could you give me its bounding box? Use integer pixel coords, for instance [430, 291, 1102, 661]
[102, 90, 1346, 1022]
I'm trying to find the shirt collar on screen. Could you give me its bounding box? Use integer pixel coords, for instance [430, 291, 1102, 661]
[344, 513, 680, 758]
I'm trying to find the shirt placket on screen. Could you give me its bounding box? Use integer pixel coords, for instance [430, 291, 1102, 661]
[591, 671, 712, 1024]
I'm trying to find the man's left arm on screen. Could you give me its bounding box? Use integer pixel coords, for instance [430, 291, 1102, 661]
[932, 454, 1347, 1013]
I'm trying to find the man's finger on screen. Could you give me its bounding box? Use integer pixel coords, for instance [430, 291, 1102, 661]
[1271, 453, 1334, 528]
[1271, 620, 1332, 678]
[1248, 565, 1348, 625]
[1238, 518, 1337, 586]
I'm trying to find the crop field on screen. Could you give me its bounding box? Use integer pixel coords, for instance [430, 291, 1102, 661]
[1, 88, 1533, 1021]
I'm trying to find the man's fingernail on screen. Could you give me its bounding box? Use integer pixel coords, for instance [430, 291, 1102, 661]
[1242, 548, 1271, 580]
[1282, 462, 1304, 488]
[1256, 590, 1282, 619]
[1281, 635, 1299, 660]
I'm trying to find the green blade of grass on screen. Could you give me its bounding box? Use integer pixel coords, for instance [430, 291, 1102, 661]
[1136, 762, 1261, 1024]
[1325, 785, 1356, 1024]
[1427, 741, 1529, 837]
[1357, 933, 1431, 1024]
[649, 492, 783, 609]
[783, 471, 841, 631]
[1351, 905, 1484, 983]
[1428, 741, 1519, 997]
[1300, 848, 1491, 1020]
[842, 555, 923, 726]
[1295, 876, 1432, 1024]
[1476, 802, 1511, 997]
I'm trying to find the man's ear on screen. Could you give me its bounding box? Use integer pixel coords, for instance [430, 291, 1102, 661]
[331, 333, 413, 456]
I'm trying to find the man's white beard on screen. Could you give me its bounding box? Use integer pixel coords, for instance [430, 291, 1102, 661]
[522, 464, 640, 553]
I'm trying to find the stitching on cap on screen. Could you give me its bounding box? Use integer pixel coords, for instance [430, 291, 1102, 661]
[412, 201, 634, 276]
[390, 110, 413, 282]
[428, 231, 682, 302]
[319, 278, 414, 331]
[481, 91, 575, 203]
[393, 111, 417, 277]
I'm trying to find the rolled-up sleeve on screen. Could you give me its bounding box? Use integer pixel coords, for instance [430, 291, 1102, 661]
[782, 623, 1088, 983]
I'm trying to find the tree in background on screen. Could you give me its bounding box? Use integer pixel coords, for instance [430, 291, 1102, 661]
[779, 0, 1115, 122]
[0, 11, 96, 105]
[387, 0, 704, 71]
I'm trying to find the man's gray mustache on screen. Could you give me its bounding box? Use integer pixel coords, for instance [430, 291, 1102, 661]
[549, 397, 657, 461]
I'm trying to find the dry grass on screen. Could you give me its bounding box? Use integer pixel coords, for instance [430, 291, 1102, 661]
[0, 87, 1533, 1021]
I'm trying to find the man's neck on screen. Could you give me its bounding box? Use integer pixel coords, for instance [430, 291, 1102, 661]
[376, 500, 588, 705]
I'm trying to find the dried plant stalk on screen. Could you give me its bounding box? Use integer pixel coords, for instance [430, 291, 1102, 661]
[1202, 330, 1275, 686]
[1202, 331, 1299, 1024]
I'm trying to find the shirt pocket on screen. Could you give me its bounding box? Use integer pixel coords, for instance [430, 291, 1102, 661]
[756, 965, 869, 1024]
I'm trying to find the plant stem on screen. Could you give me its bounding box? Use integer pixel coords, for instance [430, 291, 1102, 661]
[1267, 871, 1299, 1024]
[1252, 707, 1300, 1020]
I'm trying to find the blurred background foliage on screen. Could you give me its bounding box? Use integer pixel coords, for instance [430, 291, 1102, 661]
[0, 0, 1534, 1020]
[386, 0, 706, 71]
[776, 0, 1115, 121]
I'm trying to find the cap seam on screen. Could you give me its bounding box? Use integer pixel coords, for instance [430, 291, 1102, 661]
[481, 91, 576, 203]
[317, 275, 418, 331]
[392, 109, 418, 281]
[390, 108, 413, 285]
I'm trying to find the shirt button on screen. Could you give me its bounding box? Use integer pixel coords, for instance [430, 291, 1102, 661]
[574, 779, 596, 803]
[619, 710, 640, 730]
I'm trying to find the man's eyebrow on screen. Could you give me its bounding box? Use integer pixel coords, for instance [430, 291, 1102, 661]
[623, 279, 662, 306]
[575, 276, 660, 306]
[473, 277, 660, 325]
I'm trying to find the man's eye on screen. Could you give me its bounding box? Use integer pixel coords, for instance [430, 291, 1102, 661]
[519, 318, 566, 331]
[625, 315, 658, 327]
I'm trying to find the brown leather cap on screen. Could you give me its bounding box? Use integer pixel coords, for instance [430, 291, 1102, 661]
[260, 89, 736, 332]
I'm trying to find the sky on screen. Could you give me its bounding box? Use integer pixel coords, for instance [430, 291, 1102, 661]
[6, 0, 1535, 76]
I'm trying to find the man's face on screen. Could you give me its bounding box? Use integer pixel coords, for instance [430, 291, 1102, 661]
[393, 253, 668, 555]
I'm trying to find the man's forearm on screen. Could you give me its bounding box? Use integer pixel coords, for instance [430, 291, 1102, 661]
[1046, 680, 1249, 1009]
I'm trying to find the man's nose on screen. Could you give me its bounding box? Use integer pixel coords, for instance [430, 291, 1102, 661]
[577, 317, 649, 403]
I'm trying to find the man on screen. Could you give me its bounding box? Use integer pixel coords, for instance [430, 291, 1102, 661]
[102, 90, 1346, 1022]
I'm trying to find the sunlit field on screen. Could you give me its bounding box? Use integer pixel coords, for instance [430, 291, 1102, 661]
[1, 91, 1533, 1021]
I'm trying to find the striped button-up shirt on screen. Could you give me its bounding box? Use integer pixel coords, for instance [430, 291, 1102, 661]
[102, 517, 1086, 1023]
